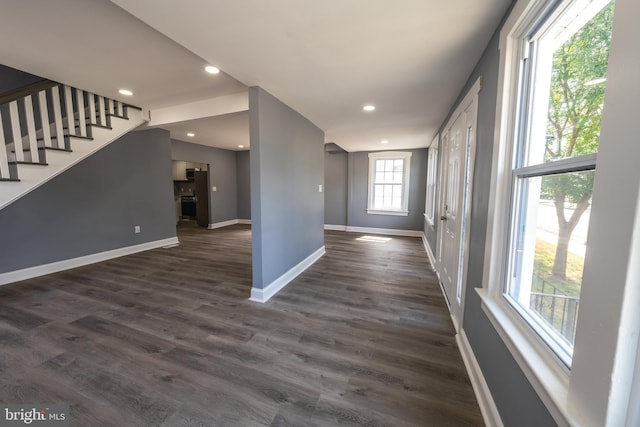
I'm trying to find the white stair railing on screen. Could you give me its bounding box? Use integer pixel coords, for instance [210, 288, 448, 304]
[0, 83, 132, 182]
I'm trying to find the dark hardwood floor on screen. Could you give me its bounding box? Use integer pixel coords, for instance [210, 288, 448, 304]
[0, 223, 484, 426]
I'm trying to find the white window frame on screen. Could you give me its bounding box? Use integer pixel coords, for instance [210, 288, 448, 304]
[367, 151, 412, 216]
[424, 134, 439, 227]
[476, 0, 640, 425]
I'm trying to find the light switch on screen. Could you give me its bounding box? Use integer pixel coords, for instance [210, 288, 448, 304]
[212, 186, 217, 192]
[319, 184, 323, 193]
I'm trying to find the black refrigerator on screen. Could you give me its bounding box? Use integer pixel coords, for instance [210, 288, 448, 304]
[194, 171, 210, 227]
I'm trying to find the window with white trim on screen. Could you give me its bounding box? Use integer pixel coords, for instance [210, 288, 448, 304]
[367, 151, 412, 216]
[424, 136, 438, 225]
[479, 0, 639, 423]
[504, 0, 614, 365]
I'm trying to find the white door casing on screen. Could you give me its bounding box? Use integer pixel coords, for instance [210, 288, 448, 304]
[436, 77, 481, 331]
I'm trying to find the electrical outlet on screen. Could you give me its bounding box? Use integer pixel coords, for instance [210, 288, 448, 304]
[134, 225, 141, 234]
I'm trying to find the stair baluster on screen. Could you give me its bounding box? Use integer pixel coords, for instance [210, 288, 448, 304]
[98, 96, 106, 127]
[8, 100, 24, 162]
[38, 89, 53, 149]
[63, 85, 75, 137]
[23, 94, 39, 163]
[0, 111, 10, 179]
[76, 89, 87, 137]
[88, 93, 97, 126]
[51, 86, 65, 149]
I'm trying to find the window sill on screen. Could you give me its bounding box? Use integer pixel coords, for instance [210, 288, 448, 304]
[476, 288, 578, 427]
[366, 209, 408, 217]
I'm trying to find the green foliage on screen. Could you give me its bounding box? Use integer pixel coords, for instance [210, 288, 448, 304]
[541, 171, 593, 204]
[538, 1, 614, 279]
[545, 1, 615, 163]
[542, 1, 614, 202]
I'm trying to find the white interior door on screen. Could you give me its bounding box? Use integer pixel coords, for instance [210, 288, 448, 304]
[436, 79, 479, 331]
[440, 111, 466, 328]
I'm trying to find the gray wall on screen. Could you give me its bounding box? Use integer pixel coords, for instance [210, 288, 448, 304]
[324, 151, 348, 226]
[171, 139, 238, 225]
[426, 10, 557, 427]
[347, 149, 427, 231]
[0, 64, 45, 94]
[0, 128, 176, 273]
[236, 150, 251, 220]
[249, 86, 325, 289]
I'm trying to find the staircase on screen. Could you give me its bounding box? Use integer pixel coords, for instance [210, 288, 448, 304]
[0, 83, 146, 210]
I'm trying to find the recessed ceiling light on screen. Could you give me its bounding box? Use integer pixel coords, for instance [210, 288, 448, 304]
[187, 132, 195, 137]
[381, 140, 389, 144]
[238, 145, 244, 148]
[118, 89, 133, 96]
[363, 105, 376, 112]
[205, 65, 220, 74]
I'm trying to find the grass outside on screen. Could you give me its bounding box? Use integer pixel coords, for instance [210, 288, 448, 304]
[531, 239, 583, 343]
[533, 239, 583, 296]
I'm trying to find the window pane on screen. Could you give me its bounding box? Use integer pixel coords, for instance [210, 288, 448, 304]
[508, 170, 593, 353]
[376, 160, 385, 172]
[392, 184, 402, 208]
[524, 1, 614, 166]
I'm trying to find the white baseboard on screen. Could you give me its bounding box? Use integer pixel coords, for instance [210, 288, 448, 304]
[250, 245, 325, 303]
[422, 234, 438, 272]
[208, 219, 240, 229]
[457, 329, 504, 427]
[344, 226, 424, 237]
[208, 218, 252, 229]
[0, 236, 180, 286]
[324, 224, 347, 231]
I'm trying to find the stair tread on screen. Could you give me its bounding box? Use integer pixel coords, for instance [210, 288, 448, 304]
[41, 146, 72, 152]
[87, 123, 113, 130]
[9, 161, 48, 166]
[12, 146, 72, 153]
[67, 134, 93, 141]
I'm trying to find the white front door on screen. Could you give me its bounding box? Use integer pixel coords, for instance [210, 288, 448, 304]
[436, 80, 479, 331]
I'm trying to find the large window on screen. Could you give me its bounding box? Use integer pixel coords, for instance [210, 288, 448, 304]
[367, 151, 412, 216]
[479, 0, 639, 423]
[505, 0, 614, 365]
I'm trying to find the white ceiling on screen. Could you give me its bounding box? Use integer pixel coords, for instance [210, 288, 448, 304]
[1, 0, 510, 152]
[158, 112, 250, 151]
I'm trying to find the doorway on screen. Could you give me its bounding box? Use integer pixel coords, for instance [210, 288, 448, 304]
[436, 77, 480, 331]
[171, 160, 210, 228]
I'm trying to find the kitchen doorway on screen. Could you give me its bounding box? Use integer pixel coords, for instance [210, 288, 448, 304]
[172, 160, 210, 228]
